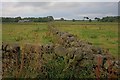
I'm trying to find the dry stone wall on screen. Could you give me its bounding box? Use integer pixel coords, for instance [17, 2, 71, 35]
[1, 24, 119, 78]
[48, 24, 119, 78]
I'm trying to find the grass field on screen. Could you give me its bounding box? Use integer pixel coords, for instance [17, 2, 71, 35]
[2, 23, 52, 45]
[2, 21, 118, 57]
[53, 21, 118, 57]
[2, 21, 119, 78]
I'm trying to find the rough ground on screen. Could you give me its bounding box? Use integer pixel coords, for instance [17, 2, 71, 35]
[1, 24, 119, 79]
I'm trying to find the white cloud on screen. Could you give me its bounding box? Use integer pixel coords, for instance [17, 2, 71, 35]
[2, 2, 118, 19]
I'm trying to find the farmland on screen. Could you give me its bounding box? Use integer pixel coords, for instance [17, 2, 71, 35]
[2, 21, 118, 57]
[2, 23, 52, 44]
[53, 21, 119, 57]
[2, 21, 119, 78]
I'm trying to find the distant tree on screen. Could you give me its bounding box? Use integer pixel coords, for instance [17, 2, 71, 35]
[94, 17, 98, 20]
[2, 16, 119, 23]
[86, 17, 89, 19]
[42, 17, 49, 22]
[83, 17, 89, 21]
[89, 19, 92, 22]
[99, 16, 120, 22]
[94, 17, 100, 21]
[2, 17, 16, 22]
[16, 16, 21, 20]
[47, 16, 54, 21]
[60, 18, 64, 21]
[15, 16, 22, 22]
[72, 19, 75, 22]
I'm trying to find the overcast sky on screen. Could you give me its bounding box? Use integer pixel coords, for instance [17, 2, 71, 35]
[1, 2, 118, 20]
[1, 0, 119, 2]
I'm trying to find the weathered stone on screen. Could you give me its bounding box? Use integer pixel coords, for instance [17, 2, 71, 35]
[2, 25, 119, 78]
[54, 44, 67, 57]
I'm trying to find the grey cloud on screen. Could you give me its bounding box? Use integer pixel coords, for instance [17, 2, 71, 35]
[2, 2, 118, 19]
[14, 2, 52, 8]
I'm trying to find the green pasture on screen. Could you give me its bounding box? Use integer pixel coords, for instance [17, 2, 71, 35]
[2, 22, 52, 45]
[53, 21, 118, 57]
[2, 21, 119, 57]
[2, 21, 119, 78]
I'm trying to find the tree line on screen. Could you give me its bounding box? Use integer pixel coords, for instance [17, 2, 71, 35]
[99, 16, 120, 22]
[1, 16, 120, 22]
[81, 16, 120, 22]
[1, 16, 54, 22]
